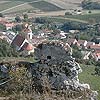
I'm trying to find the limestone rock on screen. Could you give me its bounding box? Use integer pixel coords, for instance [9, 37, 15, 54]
[30, 40, 98, 100]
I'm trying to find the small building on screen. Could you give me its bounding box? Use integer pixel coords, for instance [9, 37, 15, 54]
[86, 42, 95, 49]
[92, 50, 100, 61]
[31, 35, 47, 46]
[69, 30, 79, 34]
[67, 38, 78, 46]
[20, 43, 35, 56]
[81, 51, 92, 60]
[5, 22, 14, 30]
[78, 40, 87, 47]
[90, 44, 100, 50]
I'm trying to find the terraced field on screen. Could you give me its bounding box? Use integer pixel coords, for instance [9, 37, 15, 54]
[0, 1, 24, 12]
[45, 0, 82, 10]
[29, 1, 63, 12]
[0, 0, 100, 21]
[0, 0, 63, 14]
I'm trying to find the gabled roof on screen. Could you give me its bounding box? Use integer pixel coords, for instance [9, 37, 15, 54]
[0, 21, 14, 27]
[78, 40, 87, 44]
[86, 42, 95, 47]
[21, 43, 33, 51]
[67, 38, 77, 45]
[11, 34, 25, 47]
[32, 36, 47, 46]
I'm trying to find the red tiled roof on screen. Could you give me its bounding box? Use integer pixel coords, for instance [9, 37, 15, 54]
[94, 50, 100, 53]
[5, 23, 14, 27]
[26, 44, 33, 51]
[95, 53, 100, 57]
[32, 36, 46, 46]
[21, 43, 33, 51]
[11, 34, 25, 47]
[0, 21, 14, 27]
[90, 44, 100, 50]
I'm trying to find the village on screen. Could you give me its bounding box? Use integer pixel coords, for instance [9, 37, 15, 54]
[0, 15, 100, 61]
[0, 0, 100, 99]
[0, 14, 99, 99]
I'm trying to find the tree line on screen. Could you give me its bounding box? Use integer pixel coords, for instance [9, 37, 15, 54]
[81, 0, 100, 10]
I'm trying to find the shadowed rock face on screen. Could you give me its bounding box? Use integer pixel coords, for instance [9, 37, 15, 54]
[31, 40, 97, 100]
[34, 41, 72, 61]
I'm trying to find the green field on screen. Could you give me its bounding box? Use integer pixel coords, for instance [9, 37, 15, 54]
[0, 0, 63, 14]
[45, 17, 88, 23]
[29, 1, 63, 12]
[0, 1, 24, 12]
[64, 13, 100, 23]
[79, 64, 100, 99]
[45, 12, 100, 23]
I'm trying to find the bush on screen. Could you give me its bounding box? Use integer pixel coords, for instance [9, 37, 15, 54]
[65, 12, 72, 15]
[81, 0, 100, 10]
[0, 40, 19, 57]
[0, 23, 6, 31]
[95, 66, 100, 75]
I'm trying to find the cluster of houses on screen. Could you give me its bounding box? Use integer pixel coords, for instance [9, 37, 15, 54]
[0, 17, 47, 56]
[0, 17, 100, 61]
[67, 38, 100, 61]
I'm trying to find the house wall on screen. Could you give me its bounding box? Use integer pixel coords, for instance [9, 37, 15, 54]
[84, 41, 88, 47]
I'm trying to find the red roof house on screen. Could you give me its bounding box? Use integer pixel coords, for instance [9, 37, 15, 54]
[11, 34, 29, 51]
[77, 40, 87, 47]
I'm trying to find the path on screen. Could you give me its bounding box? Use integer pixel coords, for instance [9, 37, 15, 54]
[0, 0, 42, 13]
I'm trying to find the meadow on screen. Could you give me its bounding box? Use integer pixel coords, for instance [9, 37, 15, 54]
[0, 1, 24, 12]
[64, 13, 100, 23]
[29, 1, 63, 12]
[0, 0, 63, 14]
[79, 64, 100, 99]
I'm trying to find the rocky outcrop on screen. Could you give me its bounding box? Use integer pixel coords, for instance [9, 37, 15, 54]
[0, 40, 97, 100]
[29, 40, 98, 100]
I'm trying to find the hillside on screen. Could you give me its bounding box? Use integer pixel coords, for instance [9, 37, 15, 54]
[0, 0, 99, 14]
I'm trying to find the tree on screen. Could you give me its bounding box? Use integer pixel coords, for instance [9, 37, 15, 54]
[15, 25, 23, 32]
[0, 23, 6, 31]
[35, 17, 51, 24]
[72, 49, 83, 59]
[23, 14, 28, 22]
[81, 0, 100, 10]
[72, 45, 83, 59]
[0, 13, 4, 17]
[65, 12, 72, 15]
[61, 21, 88, 31]
[0, 40, 19, 57]
[95, 67, 100, 75]
[15, 16, 21, 22]
[88, 18, 96, 25]
[88, 10, 92, 13]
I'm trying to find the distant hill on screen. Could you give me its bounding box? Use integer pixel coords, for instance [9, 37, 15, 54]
[0, 0, 99, 14]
